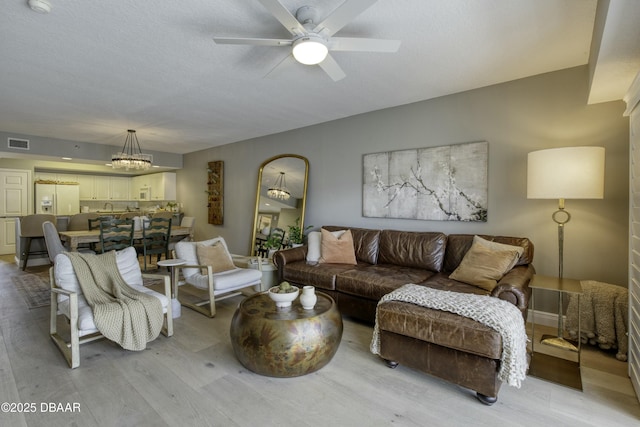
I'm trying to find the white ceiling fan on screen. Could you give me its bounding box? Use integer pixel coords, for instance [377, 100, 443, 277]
[213, 0, 401, 81]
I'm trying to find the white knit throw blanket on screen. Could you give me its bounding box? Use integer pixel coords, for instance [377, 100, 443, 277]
[65, 251, 164, 351]
[370, 284, 528, 388]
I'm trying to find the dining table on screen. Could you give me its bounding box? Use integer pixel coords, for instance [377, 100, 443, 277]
[59, 226, 192, 252]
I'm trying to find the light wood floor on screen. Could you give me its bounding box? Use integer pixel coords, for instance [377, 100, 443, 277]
[1, 256, 639, 427]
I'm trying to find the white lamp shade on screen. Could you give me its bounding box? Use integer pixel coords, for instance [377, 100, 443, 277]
[527, 146, 605, 199]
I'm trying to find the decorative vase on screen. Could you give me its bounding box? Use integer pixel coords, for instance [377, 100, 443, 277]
[300, 286, 317, 310]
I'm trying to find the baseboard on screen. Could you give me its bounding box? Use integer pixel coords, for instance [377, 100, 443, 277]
[528, 309, 559, 328]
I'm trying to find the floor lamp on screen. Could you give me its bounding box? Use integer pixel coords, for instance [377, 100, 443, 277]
[527, 146, 605, 351]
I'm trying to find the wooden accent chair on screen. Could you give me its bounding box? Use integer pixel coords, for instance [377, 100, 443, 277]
[174, 237, 262, 317]
[49, 247, 173, 368]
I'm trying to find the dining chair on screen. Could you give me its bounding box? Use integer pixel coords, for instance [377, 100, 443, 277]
[67, 213, 100, 231]
[118, 212, 139, 220]
[152, 211, 174, 220]
[88, 215, 113, 251]
[168, 216, 195, 252]
[98, 218, 134, 253]
[136, 217, 172, 272]
[19, 214, 57, 270]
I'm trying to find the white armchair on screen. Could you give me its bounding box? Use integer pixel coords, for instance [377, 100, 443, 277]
[50, 246, 173, 368]
[174, 237, 262, 318]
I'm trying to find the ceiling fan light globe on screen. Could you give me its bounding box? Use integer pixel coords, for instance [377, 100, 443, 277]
[28, 0, 51, 13]
[292, 38, 328, 65]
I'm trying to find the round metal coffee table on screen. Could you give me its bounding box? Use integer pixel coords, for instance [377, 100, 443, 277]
[230, 291, 343, 377]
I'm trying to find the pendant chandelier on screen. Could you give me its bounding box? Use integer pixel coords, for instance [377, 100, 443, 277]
[267, 172, 291, 200]
[111, 129, 153, 170]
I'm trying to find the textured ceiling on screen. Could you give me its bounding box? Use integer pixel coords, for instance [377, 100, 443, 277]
[0, 0, 634, 158]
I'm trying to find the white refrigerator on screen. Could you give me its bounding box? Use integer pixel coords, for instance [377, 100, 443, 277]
[35, 183, 80, 215]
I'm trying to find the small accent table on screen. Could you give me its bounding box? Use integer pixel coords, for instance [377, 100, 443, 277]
[230, 291, 343, 377]
[157, 258, 186, 319]
[528, 274, 583, 390]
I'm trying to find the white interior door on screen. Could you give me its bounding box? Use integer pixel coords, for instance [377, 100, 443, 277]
[0, 169, 31, 255]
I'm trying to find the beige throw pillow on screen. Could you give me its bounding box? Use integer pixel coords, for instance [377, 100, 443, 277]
[449, 241, 522, 291]
[473, 235, 524, 270]
[319, 228, 357, 265]
[196, 243, 236, 273]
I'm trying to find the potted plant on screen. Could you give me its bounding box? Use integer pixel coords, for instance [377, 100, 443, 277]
[287, 218, 313, 247]
[264, 228, 284, 258]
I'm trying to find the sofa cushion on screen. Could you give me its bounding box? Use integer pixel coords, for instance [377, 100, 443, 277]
[197, 242, 235, 273]
[377, 230, 447, 272]
[449, 240, 523, 291]
[336, 264, 435, 300]
[323, 226, 381, 265]
[281, 260, 357, 290]
[376, 300, 503, 360]
[319, 229, 357, 264]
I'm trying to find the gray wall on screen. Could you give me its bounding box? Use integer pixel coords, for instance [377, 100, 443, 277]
[180, 65, 629, 289]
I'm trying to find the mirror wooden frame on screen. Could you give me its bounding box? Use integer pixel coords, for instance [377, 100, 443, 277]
[250, 154, 309, 256]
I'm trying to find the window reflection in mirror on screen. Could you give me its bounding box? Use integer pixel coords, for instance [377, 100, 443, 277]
[251, 154, 309, 257]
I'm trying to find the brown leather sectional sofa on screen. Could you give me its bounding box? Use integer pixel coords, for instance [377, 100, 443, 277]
[273, 226, 534, 404]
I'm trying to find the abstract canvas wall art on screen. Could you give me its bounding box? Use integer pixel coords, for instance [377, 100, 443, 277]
[363, 141, 488, 221]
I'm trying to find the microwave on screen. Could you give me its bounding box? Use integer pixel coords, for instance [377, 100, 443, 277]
[139, 187, 151, 201]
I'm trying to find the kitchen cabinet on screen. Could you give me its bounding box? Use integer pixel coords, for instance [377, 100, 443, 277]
[79, 175, 131, 201]
[110, 177, 130, 200]
[133, 172, 176, 201]
[77, 175, 97, 200]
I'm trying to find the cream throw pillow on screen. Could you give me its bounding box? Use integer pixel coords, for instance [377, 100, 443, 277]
[196, 243, 236, 273]
[319, 229, 357, 265]
[449, 240, 522, 291]
[306, 231, 322, 263]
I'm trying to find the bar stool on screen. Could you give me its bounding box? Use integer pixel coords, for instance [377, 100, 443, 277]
[19, 214, 56, 270]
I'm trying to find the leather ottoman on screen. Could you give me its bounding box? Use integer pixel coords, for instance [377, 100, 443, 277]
[375, 300, 504, 405]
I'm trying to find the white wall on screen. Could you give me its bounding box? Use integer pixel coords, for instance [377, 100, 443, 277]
[179, 66, 629, 291]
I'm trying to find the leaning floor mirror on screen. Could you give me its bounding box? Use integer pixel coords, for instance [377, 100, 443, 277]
[251, 154, 309, 257]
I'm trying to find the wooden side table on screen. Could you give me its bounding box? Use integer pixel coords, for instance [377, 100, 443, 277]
[528, 274, 583, 390]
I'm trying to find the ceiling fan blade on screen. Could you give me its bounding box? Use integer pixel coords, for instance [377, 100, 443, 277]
[318, 54, 346, 81]
[330, 37, 400, 52]
[258, 0, 306, 35]
[213, 37, 292, 47]
[263, 54, 295, 79]
[313, 0, 378, 36]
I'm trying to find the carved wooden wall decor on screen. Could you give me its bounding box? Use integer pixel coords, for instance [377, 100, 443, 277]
[207, 161, 224, 225]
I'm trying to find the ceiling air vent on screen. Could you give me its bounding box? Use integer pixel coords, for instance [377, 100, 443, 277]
[8, 137, 30, 150]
